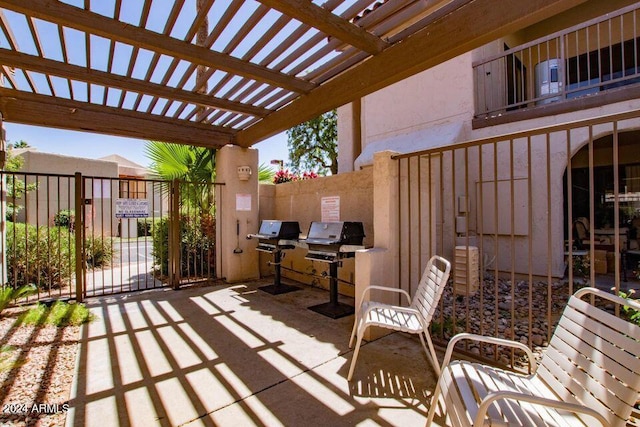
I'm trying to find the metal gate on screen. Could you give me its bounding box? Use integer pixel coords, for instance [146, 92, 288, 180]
[0, 172, 221, 302]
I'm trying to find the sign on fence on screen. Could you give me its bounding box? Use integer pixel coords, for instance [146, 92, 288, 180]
[115, 199, 150, 218]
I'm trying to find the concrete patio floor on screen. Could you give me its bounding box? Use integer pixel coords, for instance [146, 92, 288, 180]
[65, 279, 447, 426]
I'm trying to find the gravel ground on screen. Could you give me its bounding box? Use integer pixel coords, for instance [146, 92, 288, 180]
[0, 309, 79, 427]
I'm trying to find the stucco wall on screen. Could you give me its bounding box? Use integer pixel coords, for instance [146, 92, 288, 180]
[338, 53, 476, 170]
[336, 18, 640, 278]
[15, 150, 120, 234]
[257, 168, 373, 297]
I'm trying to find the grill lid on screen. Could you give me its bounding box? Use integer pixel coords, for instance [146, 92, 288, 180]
[305, 221, 365, 245]
[253, 220, 300, 240]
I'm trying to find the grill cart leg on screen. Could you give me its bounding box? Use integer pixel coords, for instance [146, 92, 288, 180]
[308, 262, 354, 319]
[259, 249, 300, 295]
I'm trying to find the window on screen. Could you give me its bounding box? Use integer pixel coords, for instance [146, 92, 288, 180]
[119, 178, 146, 199]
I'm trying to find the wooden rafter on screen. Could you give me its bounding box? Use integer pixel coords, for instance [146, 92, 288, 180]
[0, 0, 316, 94]
[0, 88, 235, 148]
[0, 0, 629, 151]
[257, 0, 389, 54]
[236, 0, 590, 146]
[0, 49, 269, 117]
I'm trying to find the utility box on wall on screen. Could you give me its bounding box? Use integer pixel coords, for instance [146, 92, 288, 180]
[454, 245, 479, 296]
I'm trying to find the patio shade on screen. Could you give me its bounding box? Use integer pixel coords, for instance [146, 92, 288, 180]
[0, 0, 597, 148]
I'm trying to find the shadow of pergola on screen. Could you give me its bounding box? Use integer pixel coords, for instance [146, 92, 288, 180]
[67, 280, 442, 426]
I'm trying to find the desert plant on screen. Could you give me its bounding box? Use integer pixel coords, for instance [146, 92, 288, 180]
[84, 236, 113, 268]
[0, 284, 37, 314]
[6, 223, 75, 289]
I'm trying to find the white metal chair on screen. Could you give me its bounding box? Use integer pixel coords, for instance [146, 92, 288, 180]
[347, 255, 451, 381]
[427, 287, 640, 427]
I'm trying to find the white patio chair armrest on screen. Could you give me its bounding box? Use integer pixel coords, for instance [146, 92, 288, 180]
[360, 304, 423, 324]
[441, 333, 537, 374]
[357, 285, 412, 307]
[475, 391, 609, 427]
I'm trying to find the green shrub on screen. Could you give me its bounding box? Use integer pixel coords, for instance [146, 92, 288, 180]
[137, 218, 159, 237]
[151, 215, 215, 277]
[618, 289, 640, 326]
[53, 209, 75, 229]
[152, 217, 170, 276]
[85, 235, 114, 268]
[6, 223, 75, 289]
[0, 284, 37, 314]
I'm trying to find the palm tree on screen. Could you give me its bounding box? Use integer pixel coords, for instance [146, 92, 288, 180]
[258, 163, 275, 183]
[145, 141, 216, 212]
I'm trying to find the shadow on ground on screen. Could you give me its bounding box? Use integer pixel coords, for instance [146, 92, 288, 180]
[67, 279, 444, 426]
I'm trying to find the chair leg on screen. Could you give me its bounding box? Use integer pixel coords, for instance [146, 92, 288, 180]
[426, 375, 444, 426]
[348, 315, 360, 348]
[424, 332, 441, 377]
[347, 328, 365, 381]
[418, 333, 440, 377]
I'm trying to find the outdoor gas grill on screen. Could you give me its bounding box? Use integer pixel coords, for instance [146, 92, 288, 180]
[301, 221, 365, 318]
[248, 220, 301, 294]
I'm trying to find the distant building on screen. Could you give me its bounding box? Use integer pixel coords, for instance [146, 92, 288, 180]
[12, 148, 161, 237]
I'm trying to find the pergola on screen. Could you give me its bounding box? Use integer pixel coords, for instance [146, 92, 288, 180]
[0, 0, 590, 150]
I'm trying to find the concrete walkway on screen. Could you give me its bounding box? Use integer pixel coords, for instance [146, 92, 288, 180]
[66, 279, 446, 426]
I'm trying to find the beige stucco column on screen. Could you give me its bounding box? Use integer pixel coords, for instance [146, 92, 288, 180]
[355, 150, 399, 340]
[215, 145, 260, 282]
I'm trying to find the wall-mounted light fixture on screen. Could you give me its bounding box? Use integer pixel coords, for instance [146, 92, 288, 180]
[237, 166, 252, 181]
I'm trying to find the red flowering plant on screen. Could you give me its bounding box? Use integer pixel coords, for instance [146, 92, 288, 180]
[272, 169, 319, 184]
[299, 171, 318, 180]
[273, 169, 296, 184]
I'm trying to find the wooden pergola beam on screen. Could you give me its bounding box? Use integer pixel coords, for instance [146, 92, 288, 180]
[0, 0, 316, 94]
[236, 0, 589, 147]
[0, 49, 269, 118]
[257, 0, 389, 55]
[0, 89, 234, 148]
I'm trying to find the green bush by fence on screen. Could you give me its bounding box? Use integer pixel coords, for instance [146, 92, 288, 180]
[152, 215, 215, 277]
[6, 222, 114, 289]
[84, 235, 114, 268]
[6, 222, 75, 289]
[53, 209, 75, 229]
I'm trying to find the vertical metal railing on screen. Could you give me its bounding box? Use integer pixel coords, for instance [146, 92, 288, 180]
[394, 108, 640, 366]
[81, 175, 173, 298]
[0, 171, 76, 302]
[176, 180, 222, 286]
[474, 3, 640, 119]
[0, 172, 223, 303]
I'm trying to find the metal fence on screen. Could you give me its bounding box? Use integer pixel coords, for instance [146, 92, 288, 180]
[0, 172, 221, 302]
[395, 108, 640, 366]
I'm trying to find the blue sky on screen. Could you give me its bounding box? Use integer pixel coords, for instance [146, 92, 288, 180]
[4, 122, 290, 169]
[0, 0, 319, 171]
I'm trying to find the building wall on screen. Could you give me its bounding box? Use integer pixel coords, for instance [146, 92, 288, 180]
[15, 151, 120, 234]
[13, 150, 160, 238]
[257, 168, 373, 297]
[337, 11, 640, 278]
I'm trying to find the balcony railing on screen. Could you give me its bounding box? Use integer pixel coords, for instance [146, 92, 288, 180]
[474, 3, 640, 120]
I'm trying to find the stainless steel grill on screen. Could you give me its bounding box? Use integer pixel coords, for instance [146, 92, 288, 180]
[249, 220, 301, 253]
[248, 220, 301, 294]
[301, 221, 365, 318]
[303, 221, 365, 263]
